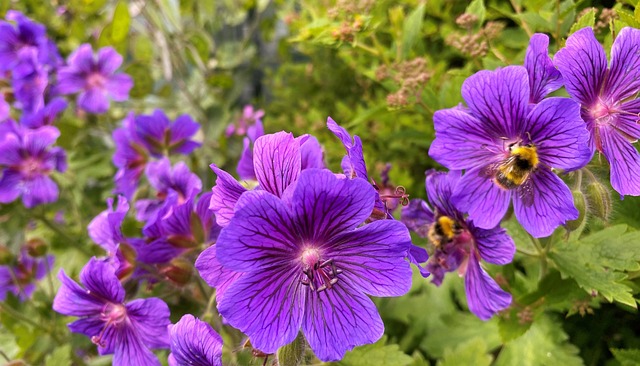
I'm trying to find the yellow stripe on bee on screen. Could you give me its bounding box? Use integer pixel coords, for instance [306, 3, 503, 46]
[437, 216, 456, 239]
[510, 145, 539, 167]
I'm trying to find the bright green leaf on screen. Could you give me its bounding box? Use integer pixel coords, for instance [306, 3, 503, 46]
[334, 336, 413, 366]
[437, 338, 492, 366]
[466, 0, 486, 25]
[401, 3, 425, 60]
[44, 344, 71, 366]
[570, 8, 595, 35]
[111, 1, 131, 42]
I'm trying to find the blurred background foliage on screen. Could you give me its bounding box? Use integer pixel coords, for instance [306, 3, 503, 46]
[2, 0, 640, 365]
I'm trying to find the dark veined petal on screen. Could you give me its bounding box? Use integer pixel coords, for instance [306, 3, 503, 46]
[451, 168, 511, 230]
[169, 115, 200, 146]
[237, 137, 256, 180]
[329, 219, 412, 297]
[604, 27, 640, 103]
[169, 314, 223, 366]
[217, 266, 305, 354]
[216, 190, 298, 272]
[599, 125, 640, 196]
[79, 257, 125, 303]
[615, 99, 640, 139]
[525, 33, 563, 103]
[195, 245, 243, 301]
[88, 196, 128, 254]
[464, 253, 512, 320]
[302, 280, 384, 362]
[425, 169, 463, 218]
[430, 107, 502, 170]
[400, 199, 434, 238]
[209, 164, 247, 227]
[461, 66, 529, 138]
[513, 167, 578, 237]
[253, 131, 301, 197]
[67, 317, 109, 350]
[469, 223, 515, 265]
[524, 97, 591, 171]
[299, 134, 325, 170]
[126, 298, 171, 349]
[326, 117, 368, 180]
[112, 326, 162, 366]
[53, 269, 106, 316]
[554, 27, 607, 106]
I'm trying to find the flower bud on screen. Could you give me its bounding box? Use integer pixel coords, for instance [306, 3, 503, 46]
[25, 238, 48, 257]
[0, 245, 14, 265]
[162, 258, 193, 286]
[566, 190, 587, 232]
[585, 181, 612, 222]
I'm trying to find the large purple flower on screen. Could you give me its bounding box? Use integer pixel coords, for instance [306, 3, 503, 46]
[0, 11, 60, 72]
[202, 168, 412, 361]
[0, 247, 54, 301]
[57, 44, 132, 114]
[168, 314, 223, 366]
[134, 110, 201, 157]
[0, 124, 66, 208]
[402, 170, 514, 320]
[53, 257, 170, 366]
[429, 66, 591, 237]
[554, 27, 640, 195]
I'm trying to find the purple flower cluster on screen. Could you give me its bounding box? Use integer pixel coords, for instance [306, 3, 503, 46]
[0, 247, 54, 301]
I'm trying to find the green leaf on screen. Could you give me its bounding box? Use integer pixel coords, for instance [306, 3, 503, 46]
[549, 225, 640, 308]
[617, 8, 640, 28]
[111, 1, 131, 42]
[494, 316, 584, 366]
[44, 344, 72, 366]
[611, 348, 640, 366]
[569, 8, 595, 35]
[334, 336, 413, 366]
[276, 332, 306, 366]
[437, 338, 492, 366]
[401, 3, 425, 59]
[465, 0, 486, 25]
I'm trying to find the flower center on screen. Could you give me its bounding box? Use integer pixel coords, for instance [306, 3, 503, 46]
[19, 157, 45, 178]
[428, 216, 461, 247]
[299, 248, 342, 292]
[86, 72, 106, 89]
[589, 101, 612, 121]
[92, 303, 127, 348]
[494, 143, 538, 189]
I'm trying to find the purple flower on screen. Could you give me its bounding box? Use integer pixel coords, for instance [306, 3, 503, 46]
[134, 110, 201, 157]
[554, 27, 640, 195]
[200, 168, 412, 361]
[113, 113, 148, 199]
[401, 170, 514, 320]
[429, 66, 591, 237]
[0, 124, 66, 208]
[0, 11, 60, 72]
[525, 33, 563, 104]
[225, 104, 265, 137]
[57, 44, 132, 114]
[0, 247, 54, 301]
[53, 257, 170, 366]
[20, 97, 67, 128]
[11, 48, 48, 112]
[168, 314, 223, 366]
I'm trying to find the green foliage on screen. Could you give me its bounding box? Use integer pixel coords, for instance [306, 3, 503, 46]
[437, 338, 493, 366]
[334, 336, 414, 366]
[611, 348, 640, 366]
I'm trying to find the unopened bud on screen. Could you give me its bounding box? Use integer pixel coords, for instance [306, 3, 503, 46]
[566, 190, 587, 232]
[585, 181, 612, 222]
[25, 238, 48, 257]
[162, 258, 193, 286]
[0, 245, 14, 265]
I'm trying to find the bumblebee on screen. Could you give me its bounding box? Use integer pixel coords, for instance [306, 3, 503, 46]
[428, 216, 462, 248]
[494, 143, 539, 190]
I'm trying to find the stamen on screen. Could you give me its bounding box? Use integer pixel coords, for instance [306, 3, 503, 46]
[299, 252, 342, 292]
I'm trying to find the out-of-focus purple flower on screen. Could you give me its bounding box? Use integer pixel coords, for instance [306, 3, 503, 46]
[0, 124, 66, 208]
[12, 48, 47, 112]
[168, 314, 223, 366]
[555, 27, 640, 196]
[0, 247, 54, 301]
[402, 170, 514, 320]
[429, 66, 591, 237]
[20, 97, 67, 128]
[113, 113, 148, 200]
[53, 257, 170, 366]
[57, 44, 132, 114]
[134, 110, 201, 157]
[0, 11, 60, 72]
[200, 168, 412, 361]
[525, 33, 563, 104]
[225, 104, 265, 137]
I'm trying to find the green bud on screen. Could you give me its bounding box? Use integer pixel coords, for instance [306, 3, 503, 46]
[0, 245, 14, 265]
[162, 258, 193, 286]
[586, 181, 612, 222]
[566, 190, 587, 232]
[25, 238, 48, 257]
[277, 332, 306, 366]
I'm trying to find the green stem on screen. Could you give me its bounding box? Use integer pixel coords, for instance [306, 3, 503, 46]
[35, 214, 91, 256]
[516, 247, 539, 257]
[509, 0, 533, 37]
[0, 302, 41, 329]
[0, 349, 10, 362]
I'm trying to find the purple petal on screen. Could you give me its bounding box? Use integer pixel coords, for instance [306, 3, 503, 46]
[53, 270, 106, 316]
[253, 132, 301, 197]
[195, 245, 243, 301]
[112, 327, 162, 366]
[554, 27, 607, 106]
[599, 125, 640, 196]
[464, 254, 512, 320]
[97, 47, 123, 75]
[236, 137, 256, 181]
[78, 89, 110, 114]
[430, 107, 503, 170]
[209, 165, 247, 227]
[299, 135, 325, 169]
[470, 223, 515, 265]
[22, 175, 58, 208]
[67, 44, 96, 73]
[0, 170, 22, 204]
[79, 257, 125, 303]
[461, 66, 529, 138]
[169, 115, 200, 144]
[327, 117, 368, 179]
[524, 97, 591, 170]
[513, 167, 577, 237]
[329, 219, 412, 297]
[451, 168, 511, 229]
[217, 267, 305, 354]
[302, 281, 383, 362]
[525, 33, 563, 103]
[604, 27, 640, 102]
[126, 297, 171, 349]
[425, 169, 463, 218]
[400, 199, 434, 238]
[169, 315, 223, 366]
[67, 317, 106, 343]
[106, 73, 133, 102]
[408, 244, 430, 277]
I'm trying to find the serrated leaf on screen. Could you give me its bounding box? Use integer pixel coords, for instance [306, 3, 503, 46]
[569, 8, 595, 35]
[437, 338, 492, 366]
[611, 348, 640, 366]
[495, 316, 584, 366]
[334, 336, 413, 366]
[617, 8, 640, 28]
[45, 344, 71, 366]
[465, 0, 486, 25]
[276, 332, 305, 366]
[401, 3, 425, 60]
[111, 1, 131, 42]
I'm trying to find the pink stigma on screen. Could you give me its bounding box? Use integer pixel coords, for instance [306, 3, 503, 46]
[86, 72, 106, 89]
[589, 101, 612, 122]
[301, 248, 320, 267]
